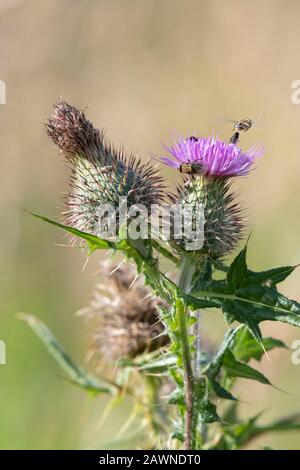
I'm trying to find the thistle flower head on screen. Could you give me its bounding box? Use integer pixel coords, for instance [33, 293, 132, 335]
[84, 263, 169, 362]
[170, 177, 244, 259]
[45, 101, 165, 235]
[45, 100, 104, 164]
[160, 136, 263, 177]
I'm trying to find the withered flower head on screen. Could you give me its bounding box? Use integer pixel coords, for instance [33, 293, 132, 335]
[83, 263, 169, 362]
[45, 100, 104, 163]
[45, 101, 165, 235]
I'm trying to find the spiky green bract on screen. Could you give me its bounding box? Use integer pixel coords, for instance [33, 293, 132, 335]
[66, 153, 165, 235]
[45, 101, 165, 236]
[170, 176, 244, 259]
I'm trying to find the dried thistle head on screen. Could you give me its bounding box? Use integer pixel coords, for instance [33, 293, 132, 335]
[45, 101, 104, 164]
[45, 101, 166, 235]
[83, 263, 169, 362]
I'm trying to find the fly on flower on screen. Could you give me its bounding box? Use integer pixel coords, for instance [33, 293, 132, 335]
[159, 136, 204, 175]
[178, 137, 205, 174]
[179, 162, 204, 174]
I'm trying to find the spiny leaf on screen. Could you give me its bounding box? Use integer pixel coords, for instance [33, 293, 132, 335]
[212, 412, 300, 450]
[119, 354, 177, 374]
[192, 244, 300, 343]
[245, 265, 297, 287]
[171, 426, 185, 443]
[18, 313, 115, 395]
[167, 388, 185, 406]
[227, 244, 248, 290]
[222, 350, 271, 385]
[195, 379, 221, 423]
[227, 243, 297, 289]
[29, 212, 114, 252]
[231, 326, 287, 362]
[211, 412, 263, 449]
[204, 342, 238, 401]
[206, 326, 243, 371]
[257, 413, 300, 433]
[198, 399, 220, 424]
[138, 355, 177, 373]
[209, 380, 236, 401]
[202, 326, 274, 401]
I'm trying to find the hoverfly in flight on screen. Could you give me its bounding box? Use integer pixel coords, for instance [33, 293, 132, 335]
[228, 118, 253, 145]
[232, 118, 253, 133]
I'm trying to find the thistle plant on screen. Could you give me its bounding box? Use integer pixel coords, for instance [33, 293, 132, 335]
[23, 101, 300, 450]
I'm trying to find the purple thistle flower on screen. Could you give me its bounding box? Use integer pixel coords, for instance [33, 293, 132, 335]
[160, 136, 263, 177]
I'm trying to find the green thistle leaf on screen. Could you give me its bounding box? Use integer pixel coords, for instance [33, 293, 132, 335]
[167, 388, 185, 406]
[29, 212, 114, 253]
[245, 266, 297, 287]
[222, 350, 271, 385]
[119, 354, 177, 374]
[18, 313, 115, 395]
[192, 244, 300, 343]
[198, 399, 220, 424]
[231, 326, 287, 362]
[202, 325, 284, 403]
[211, 412, 300, 450]
[227, 245, 248, 290]
[203, 327, 239, 401]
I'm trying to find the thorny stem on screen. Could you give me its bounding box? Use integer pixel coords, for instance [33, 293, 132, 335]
[176, 299, 195, 449]
[177, 256, 198, 450]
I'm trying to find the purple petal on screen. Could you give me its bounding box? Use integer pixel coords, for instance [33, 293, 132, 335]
[157, 136, 263, 177]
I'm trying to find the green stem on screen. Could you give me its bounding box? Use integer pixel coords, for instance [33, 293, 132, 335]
[178, 255, 195, 293]
[144, 376, 167, 440]
[176, 298, 196, 449]
[193, 310, 202, 379]
[177, 256, 198, 449]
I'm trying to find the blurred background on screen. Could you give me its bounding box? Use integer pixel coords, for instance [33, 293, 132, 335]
[1, 0, 300, 449]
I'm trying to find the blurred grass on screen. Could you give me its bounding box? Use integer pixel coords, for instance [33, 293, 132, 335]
[0, 0, 300, 449]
